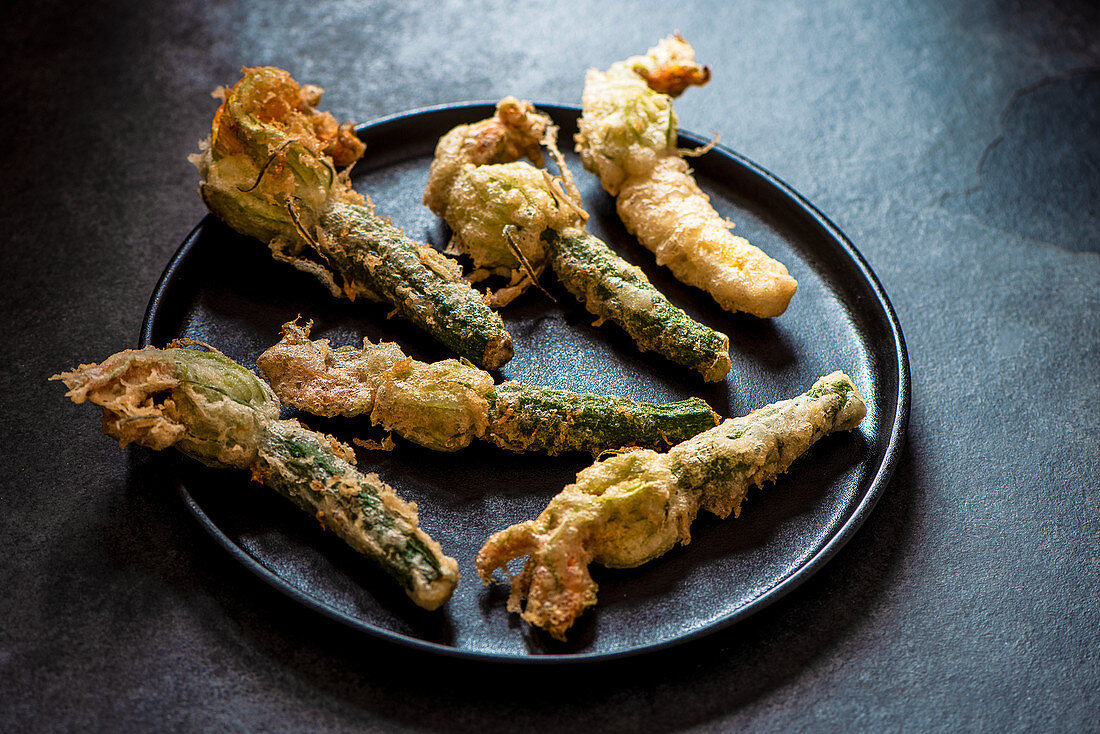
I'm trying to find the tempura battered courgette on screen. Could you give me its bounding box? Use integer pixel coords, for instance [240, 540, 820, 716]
[476, 371, 866, 640]
[191, 67, 512, 369]
[257, 320, 720, 455]
[575, 35, 798, 318]
[424, 98, 731, 381]
[53, 343, 459, 610]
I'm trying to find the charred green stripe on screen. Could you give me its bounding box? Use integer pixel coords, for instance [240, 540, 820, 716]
[547, 231, 730, 380]
[486, 381, 719, 455]
[317, 202, 513, 369]
[256, 421, 444, 587]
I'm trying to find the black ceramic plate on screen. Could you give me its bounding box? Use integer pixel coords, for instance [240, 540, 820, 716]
[142, 103, 908, 662]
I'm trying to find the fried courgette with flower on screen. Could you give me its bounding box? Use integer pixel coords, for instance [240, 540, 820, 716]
[52, 343, 459, 610]
[575, 35, 798, 318]
[476, 371, 866, 639]
[190, 66, 512, 369]
[424, 98, 731, 381]
[257, 320, 720, 455]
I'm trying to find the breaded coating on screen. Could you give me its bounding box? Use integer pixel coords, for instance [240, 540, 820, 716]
[575, 35, 798, 318]
[476, 371, 866, 640]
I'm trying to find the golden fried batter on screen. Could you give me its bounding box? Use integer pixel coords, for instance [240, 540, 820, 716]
[259, 320, 492, 452]
[54, 343, 460, 610]
[476, 372, 866, 640]
[424, 98, 569, 302]
[258, 320, 721, 455]
[193, 67, 513, 370]
[576, 35, 798, 318]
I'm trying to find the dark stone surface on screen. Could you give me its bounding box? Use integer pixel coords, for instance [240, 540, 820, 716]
[1, 0, 1096, 730]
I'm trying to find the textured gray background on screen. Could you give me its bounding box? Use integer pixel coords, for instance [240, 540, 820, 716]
[2, 0, 1097, 731]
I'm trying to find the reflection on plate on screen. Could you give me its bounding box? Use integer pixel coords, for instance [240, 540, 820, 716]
[141, 103, 908, 662]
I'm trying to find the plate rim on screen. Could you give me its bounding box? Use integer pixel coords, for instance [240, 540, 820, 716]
[141, 101, 910, 664]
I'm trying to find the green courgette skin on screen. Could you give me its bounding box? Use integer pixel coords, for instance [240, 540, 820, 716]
[548, 230, 731, 381]
[255, 420, 450, 595]
[258, 321, 723, 456]
[194, 66, 513, 371]
[668, 371, 868, 519]
[486, 381, 720, 455]
[319, 203, 513, 370]
[475, 371, 868, 640]
[422, 98, 730, 380]
[55, 343, 460, 610]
